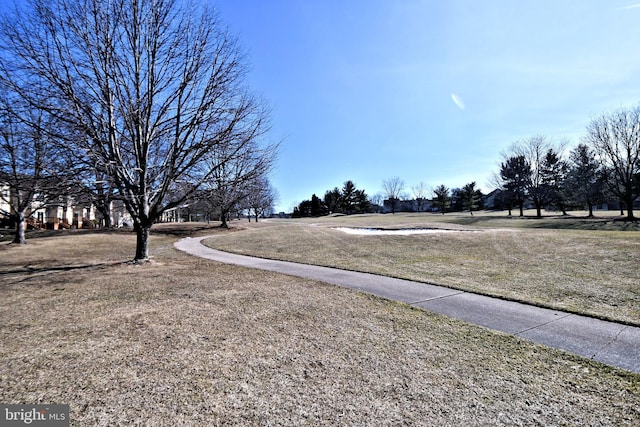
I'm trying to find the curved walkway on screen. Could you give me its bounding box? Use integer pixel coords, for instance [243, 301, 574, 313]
[175, 236, 640, 374]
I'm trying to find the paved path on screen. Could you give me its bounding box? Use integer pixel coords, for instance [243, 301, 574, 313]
[175, 236, 640, 374]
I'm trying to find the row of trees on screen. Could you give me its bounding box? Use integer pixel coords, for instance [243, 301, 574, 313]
[432, 183, 484, 215]
[377, 105, 640, 219]
[379, 177, 484, 215]
[496, 104, 640, 220]
[294, 103, 640, 221]
[293, 180, 370, 217]
[293, 177, 486, 217]
[183, 174, 277, 228]
[0, 0, 277, 259]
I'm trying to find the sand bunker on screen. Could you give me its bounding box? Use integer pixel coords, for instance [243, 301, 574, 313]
[334, 227, 465, 236]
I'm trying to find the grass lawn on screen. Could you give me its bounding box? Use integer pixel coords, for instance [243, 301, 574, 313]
[1, 222, 639, 425]
[204, 211, 640, 325]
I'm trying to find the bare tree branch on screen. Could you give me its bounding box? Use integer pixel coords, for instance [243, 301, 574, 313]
[1, 0, 274, 259]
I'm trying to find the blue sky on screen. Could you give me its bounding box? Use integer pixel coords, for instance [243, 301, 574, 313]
[2, 1, 640, 212]
[215, 0, 640, 212]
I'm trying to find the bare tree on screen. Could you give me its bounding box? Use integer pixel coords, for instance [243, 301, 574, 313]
[585, 105, 640, 220]
[202, 138, 276, 228]
[382, 176, 405, 214]
[507, 136, 557, 218]
[246, 176, 277, 222]
[0, 0, 271, 260]
[0, 92, 72, 243]
[369, 192, 383, 213]
[88, 176, 118, 228]
[412, 181, 430, 212]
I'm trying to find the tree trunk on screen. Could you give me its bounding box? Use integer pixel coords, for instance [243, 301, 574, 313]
[96, 204, 112, 228]
[12, 213, 27, 244]
[624, 195, 635, 220]
[518, 201, 524, 217]
[134, 223, 151, 261]
[220, 209, 229, 228]
[588, 203, 594, 217]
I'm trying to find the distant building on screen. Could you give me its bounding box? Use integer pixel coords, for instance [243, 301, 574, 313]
[0, 182, 131, 230]
[381, 198, 433, 214]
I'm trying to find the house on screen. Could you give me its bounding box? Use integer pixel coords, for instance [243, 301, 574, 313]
[381, 198, 433, 214]
[0, 182, 131, 230]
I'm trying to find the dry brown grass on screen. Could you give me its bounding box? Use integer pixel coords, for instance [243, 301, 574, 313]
[204, 214, 640, 325]
[1, 226, 639, 425]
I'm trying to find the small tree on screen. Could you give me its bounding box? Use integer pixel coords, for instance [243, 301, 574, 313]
[508, 136, 559, 217]
[324, 187, 341, 214]
[461, 182, 481, 215]
[565, 144, 605, 217]
[541, 148, 569, 215]
[310, 194, 325, 217]
[246, 176, 277, 221]
[295, 200, 312, 217]
[341, 180, 357, 214]
[201, 132, 276, 228]
[369, 192, 383, 213]
[499, 155, 531, 217]
[432, 184, 450, 215]
[382, 177, 405, 214]
[449, 188, 463, 212]
[412, 182, 430, 211]
[354, 189, 371, 214]
[86, 175, 117, 228]
[0, 94, 72, 243]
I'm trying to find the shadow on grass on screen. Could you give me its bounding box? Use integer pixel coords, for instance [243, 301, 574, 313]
[0, 227, 134, 243]
[0, 221, 235, 244]
[0, 262, 124, 286]
[434, 213, 640, 231]
[151, 221, 242, 237]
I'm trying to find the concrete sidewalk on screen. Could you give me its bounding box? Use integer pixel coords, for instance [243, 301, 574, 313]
[175, 236, 640, 374]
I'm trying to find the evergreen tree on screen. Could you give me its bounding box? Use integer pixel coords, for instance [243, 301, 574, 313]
[541, 148, 569, 214]
[324, 187, 341, 214]
[433, 185, 451, 215]
[565, 144, 605, 216]
[461, 182, 482, 215]
[354, 189, 371, 213]
[310, 194, 326, 216]
[500, 155, 531, 216]
[341, 180, 357, 214]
